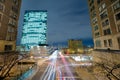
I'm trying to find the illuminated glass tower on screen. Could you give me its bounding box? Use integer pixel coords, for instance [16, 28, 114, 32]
[21, 10, 47, 51]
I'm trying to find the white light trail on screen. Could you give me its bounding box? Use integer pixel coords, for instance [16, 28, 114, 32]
[40, 50, 58, 80]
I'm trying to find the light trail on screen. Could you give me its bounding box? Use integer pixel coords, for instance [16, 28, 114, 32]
[47, 65, 54, 80]
[40, 50, 58, 80]
[40, 64, 50, 80]
[40, 50, 82, 80]
[56, 62, 63, 80]
[58, 52, 75, 80]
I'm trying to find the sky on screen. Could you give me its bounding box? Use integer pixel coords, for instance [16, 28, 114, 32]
[17, 0, 94, 47]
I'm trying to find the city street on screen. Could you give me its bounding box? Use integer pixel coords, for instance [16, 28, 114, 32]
[30, 50, 95, 80]
[0, 0, 120, 80]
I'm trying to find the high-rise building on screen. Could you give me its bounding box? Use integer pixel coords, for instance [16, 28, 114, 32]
[0, 0, 21, 52]
[88, 0, 120, 50]
[68, 39, 83, 53]
[21, 10, 47, 51]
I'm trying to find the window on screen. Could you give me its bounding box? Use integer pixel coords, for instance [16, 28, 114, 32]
[95, 32, 100, 37]
[92, 11, 96, 18]
[97, 0, 100, 4]
[10, 11, 17, 20]
[97, 0, 103, 4]
[8, 19, 16, 27]
[12, 6, 18, 13]
[8, 19, 12, 25]
[102, 19, 109, 27]
[8, 27, 11, 32]
[117, 37, 120, 49]
[100, 11, 108, 20]
[99, 7, 102, 12]
[104, 40, 107, 47]
[92, 18, 97, 24]
[102, 3, 106, 9]
[117, 24, 120, 32]
[115, 12, 120, 21]
[90, 6, 95, 12]
[6, 34, 10, 41]
[95, 40, 101, 47]
[113, 2, 120, 11]
[103, 28, 111, 35]
[4, 45, 12, 51]
[99, 3, 106, 12]
[108, 39, 112, 47]
[111, 0, 117, 3]
[103, 30, 106, 35]
[89, 0, 94, 6]
[94, 25, 99, 31]
[13, 0, 18, 5]
[8, 27, 14, 33]
[0, 0, 5, 3]
[0, 23, 1, 28]
[0, 13, 2, 21]
[0, 3, 4, 11]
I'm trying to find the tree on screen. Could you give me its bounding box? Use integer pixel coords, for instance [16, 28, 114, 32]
[95, 63, 120, 80]
[0, 51, 28, 80]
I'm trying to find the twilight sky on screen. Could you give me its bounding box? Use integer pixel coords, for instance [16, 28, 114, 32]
[17, 0, 93, 46]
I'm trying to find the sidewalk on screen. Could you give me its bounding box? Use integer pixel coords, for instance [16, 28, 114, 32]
[76, 68, 97, 80]
[26, 58, 48, 80]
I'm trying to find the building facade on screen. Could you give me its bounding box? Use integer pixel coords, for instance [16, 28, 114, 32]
[0, 0, 21, 52]
[68, 39, 83, 54]
[88, 0, 120, 50]
[21, 10, 47, 51]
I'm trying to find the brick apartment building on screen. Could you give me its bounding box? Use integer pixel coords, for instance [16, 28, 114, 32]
[0, 0, 21, 52]
[88, 0, 120, 50]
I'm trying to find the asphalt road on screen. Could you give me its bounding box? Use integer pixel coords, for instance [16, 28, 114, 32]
[30, 50, 94, 80]
[31, 62, 48, 80]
